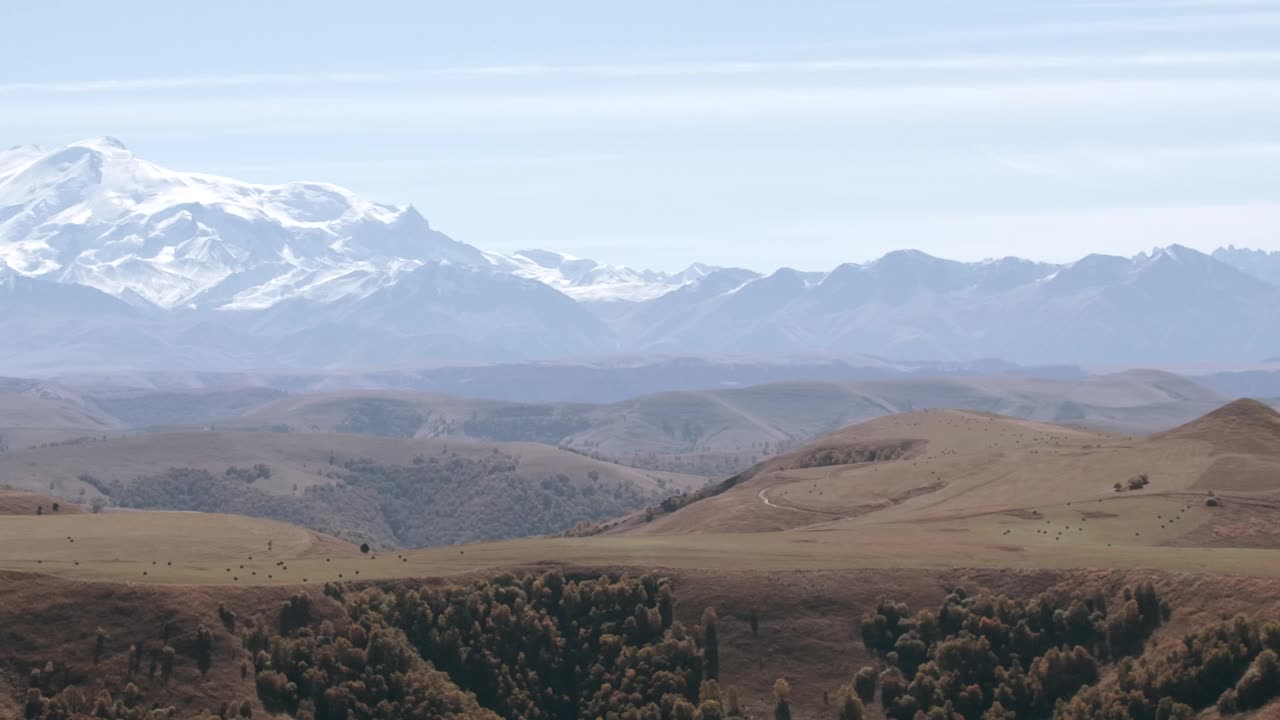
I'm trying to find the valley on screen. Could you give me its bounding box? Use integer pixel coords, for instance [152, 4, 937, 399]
[5, 397, 1280, 718]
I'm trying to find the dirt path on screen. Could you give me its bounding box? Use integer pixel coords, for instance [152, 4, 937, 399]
[757, 486, 846, 518]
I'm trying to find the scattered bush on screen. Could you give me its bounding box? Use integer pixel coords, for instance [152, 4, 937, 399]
[1127, 473, 1151, 491]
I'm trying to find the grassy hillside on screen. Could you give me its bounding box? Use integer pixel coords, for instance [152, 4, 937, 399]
[0, 431, 703, 548]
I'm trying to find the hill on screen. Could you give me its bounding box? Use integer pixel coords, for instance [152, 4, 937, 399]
[0, 431, 703, 548]
[220, 369, 1224, 476]
[0, 490, 83, 516]
[86, 386, 289, 429]
[609, 399, 1280, 551]
[0, 377, 123, 451]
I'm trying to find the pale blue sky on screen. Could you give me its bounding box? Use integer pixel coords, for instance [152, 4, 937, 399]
[3, 0, 1280, 271]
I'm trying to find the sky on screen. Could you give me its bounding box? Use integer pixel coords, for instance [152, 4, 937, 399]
[3, 0, 1280, 272]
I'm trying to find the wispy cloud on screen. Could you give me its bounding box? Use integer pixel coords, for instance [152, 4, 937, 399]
[991, 142, 1280, 177]
[4, 79, 1280, 135]
[1078, 0, 1280, 8]
[955, 10, 1280, 39]
[3, 50, 1280, 95]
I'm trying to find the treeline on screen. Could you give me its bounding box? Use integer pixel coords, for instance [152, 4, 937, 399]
[849, 583, 1280, 719]
[255, 573, 729, 720]
[20, 572, 736, 720]
[1059, 613, 1280, 718]
[17, 576, 1280, 719]
[852, 583, 1167, 719]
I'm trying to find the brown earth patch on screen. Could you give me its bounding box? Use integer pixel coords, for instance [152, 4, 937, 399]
[1165, 497, 1280, 549]
[1194, 454, 1280, 493]
[0, 490, 84, 516]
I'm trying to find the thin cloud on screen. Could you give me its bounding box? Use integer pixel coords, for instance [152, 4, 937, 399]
[7, 77, 1280, 139]
[4, 79, 1280, 134]
[991, 142, 1280, 176]
[965, 10, 1280, 38]
[1079, 0, 1280, 8]
[4, 50, 1280, 95]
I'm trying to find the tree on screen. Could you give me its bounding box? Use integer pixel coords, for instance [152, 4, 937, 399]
[659, 584, 675, 629]
[836, 687, 866, 720]
[1234, 649, 1280, 710]
[703, 607, 720, 680]
[360, 542, 370, 554]
[196, 624, 214, 676]
[24, 688, 42, 720]
[854, 666, 877, 704]
[93, 627, 106, 665]
[161, 645, 175, 684]
[773, 678, 792, 720]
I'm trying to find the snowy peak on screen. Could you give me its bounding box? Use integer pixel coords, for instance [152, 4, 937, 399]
[0, 138, 710, 309]
[0, 139, 485, 308]
[486, 247, 727, 302]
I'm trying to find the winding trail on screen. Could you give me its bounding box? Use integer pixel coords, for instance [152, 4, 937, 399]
[757, 487, 846, 518]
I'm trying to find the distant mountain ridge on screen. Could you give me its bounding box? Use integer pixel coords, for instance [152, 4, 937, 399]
[3, 138, 1280, 371]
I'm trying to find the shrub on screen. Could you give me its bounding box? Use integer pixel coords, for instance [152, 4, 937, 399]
[773, 678, 792, 720]
[218, 601, 237, 630]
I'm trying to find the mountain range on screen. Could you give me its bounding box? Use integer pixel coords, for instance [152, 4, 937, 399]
[3, 137, 1280, 372]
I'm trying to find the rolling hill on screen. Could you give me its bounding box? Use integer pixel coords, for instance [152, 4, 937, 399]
[0, 431, 703, 548]
[609, 398, 1280, 551]
[0, 376, 124, 451]
[220, 369, 1227, 475]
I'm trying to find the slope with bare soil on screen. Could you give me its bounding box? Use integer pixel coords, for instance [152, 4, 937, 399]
[0, 490, 83, 516]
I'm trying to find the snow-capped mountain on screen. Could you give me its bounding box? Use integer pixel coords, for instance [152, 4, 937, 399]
[484, 248, 722, 302]
[4, 138, 1280, 372]
[0, 138, 717, 309]
[0, 138, 488, 309]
